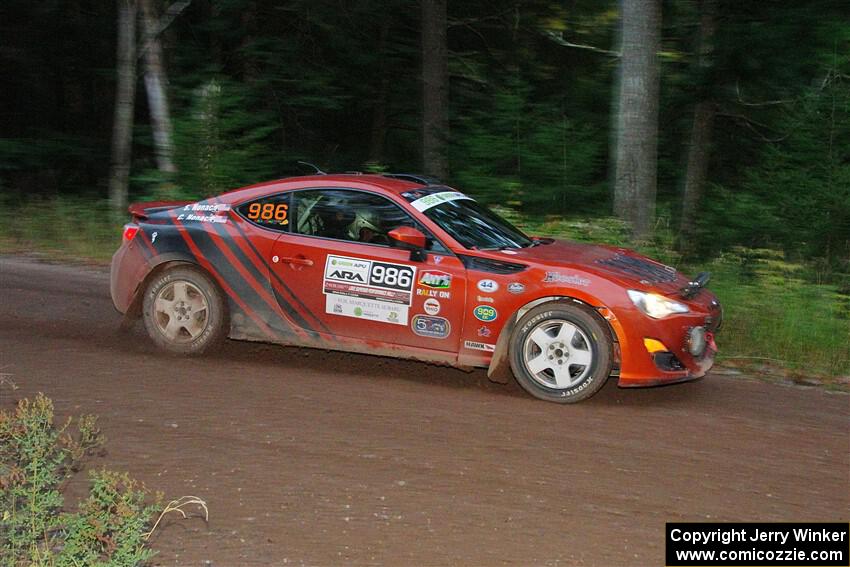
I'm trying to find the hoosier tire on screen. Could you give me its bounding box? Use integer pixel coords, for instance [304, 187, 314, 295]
[509, 303, 613, 403]
[142, 265, 228, 355]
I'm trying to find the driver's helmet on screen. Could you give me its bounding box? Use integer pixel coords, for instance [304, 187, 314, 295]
[347, 210, 381, 240]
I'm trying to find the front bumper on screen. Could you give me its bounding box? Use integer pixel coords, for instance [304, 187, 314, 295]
[611, 294, 722, 387]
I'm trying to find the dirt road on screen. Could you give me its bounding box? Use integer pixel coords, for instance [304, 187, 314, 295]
[1, 256, 847, 566]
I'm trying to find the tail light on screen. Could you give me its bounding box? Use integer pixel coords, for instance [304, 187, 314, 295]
[122, 224, 140, 243]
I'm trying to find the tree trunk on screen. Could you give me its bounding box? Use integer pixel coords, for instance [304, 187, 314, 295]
[421, 0, 449, 179]
[140, 0, 176, 174]
[612, 0, 661, 241]
[679, 0, 717, 249]
[108, 0, 137, 215]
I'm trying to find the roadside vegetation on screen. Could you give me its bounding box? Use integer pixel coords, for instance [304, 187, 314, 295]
[0, 391, 206, 566]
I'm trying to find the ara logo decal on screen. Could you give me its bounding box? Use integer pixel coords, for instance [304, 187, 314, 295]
[419, 271, 452, 289]
[507, 282, 525, 294]
[412, 315, 451, 338]
[328, 269, 366, 282]
[477, 279, 499, 293]
[473, 305, 498, 322]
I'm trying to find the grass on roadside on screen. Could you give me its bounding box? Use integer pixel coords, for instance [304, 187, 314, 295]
[0, 196, 121, 263]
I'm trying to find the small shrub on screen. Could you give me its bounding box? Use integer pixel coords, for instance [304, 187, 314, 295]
[56, 470, 160, 567]
[0, 394, 165, 567]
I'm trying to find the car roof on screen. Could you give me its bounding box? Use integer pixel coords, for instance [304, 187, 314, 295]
[219, 174, 433, 202]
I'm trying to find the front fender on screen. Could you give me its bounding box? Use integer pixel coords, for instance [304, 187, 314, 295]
[486, 294, 620, 384]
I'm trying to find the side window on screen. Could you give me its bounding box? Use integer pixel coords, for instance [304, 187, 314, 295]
[237, 193, 290, 231]
[292, 189, 447, 252]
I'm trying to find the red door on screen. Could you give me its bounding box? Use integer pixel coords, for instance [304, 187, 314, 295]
[269, 233, 467, 352]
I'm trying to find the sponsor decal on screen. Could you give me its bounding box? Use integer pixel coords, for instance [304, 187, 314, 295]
[476, 296, 494, 303]
[324, 255, 416, 324]
[473, 305, 498, 322]
[416, 288, 451, 299]
[464, 340, 495, 352]
[434, 255, 444, 264]
[151, 231, 158, 244]
[477, 279, 499, 293]
[543, 272, 591, 286]
[423, 298, 441, 315]
[477, 326, 491, 338]
[326, 295, 408, 326]
[418, 270, 452, 289]
[507, 282, 525, 294]
[410, 191, 473, 212]
[411, 315, 451, 339]
[326, 256, 370, 284]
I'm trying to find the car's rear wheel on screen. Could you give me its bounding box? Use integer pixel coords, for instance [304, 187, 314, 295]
[509, 303, 612, 403]
[142, 265, 227, 354]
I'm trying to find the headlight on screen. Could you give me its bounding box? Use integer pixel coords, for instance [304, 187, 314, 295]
[627, 290, 690, 319]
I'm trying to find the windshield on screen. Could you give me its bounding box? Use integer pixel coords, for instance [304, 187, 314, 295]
[402, 188, 533, 250]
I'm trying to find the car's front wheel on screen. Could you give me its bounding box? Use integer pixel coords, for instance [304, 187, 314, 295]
[142, 265, 228, 354]
[509, 303, 612, 403]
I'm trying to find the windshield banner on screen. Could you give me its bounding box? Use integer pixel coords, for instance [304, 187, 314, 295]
[409, 191, 473, 212]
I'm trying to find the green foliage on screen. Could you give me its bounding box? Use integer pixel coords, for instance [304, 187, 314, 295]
[0, 394, 160, 567]
[707, 248, 850, 377]
[0, 393, 104, 564]
[699, 64, 850, 268]
[452, 81, 606, 213]
[56, 471, 159, 567]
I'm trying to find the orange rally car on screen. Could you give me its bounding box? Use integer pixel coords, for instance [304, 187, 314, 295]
[111, 173, 721, 403]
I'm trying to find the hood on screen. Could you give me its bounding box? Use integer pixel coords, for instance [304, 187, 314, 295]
[486, 239, 691, 295]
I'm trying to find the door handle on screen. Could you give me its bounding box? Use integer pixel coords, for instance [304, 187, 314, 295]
[277, 256, 314, 267]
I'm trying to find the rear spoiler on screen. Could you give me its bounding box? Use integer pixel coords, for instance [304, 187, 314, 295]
[128, 201, 190, 221]
[680, 271, 710, 299]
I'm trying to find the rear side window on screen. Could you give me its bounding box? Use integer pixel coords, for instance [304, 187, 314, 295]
[237, 193, 290, 231]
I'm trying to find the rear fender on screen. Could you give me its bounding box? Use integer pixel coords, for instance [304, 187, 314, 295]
[121, 254, 199, 324]
[486, 295, 619, 384]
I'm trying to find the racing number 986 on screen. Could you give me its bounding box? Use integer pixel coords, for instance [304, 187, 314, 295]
[371, 265, 411, 287]
[370, 263, 414, 290]
[247, 202, 288, 224]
